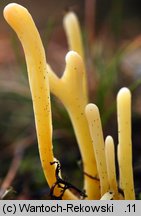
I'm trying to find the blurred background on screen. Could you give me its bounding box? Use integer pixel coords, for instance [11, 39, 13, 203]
[0, 0, 141, 199]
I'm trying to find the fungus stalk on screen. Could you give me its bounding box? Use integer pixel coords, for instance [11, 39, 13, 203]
[4, 3, 76, 200]
[85, 104, 109, 196]
[117, 87, 135, 200]
[63, 12, 84, 60]
[63, 11, 88, 103]
[105, 136, 118, 199]
[48, 52, 100, 199]
[47, 9, 99, 200]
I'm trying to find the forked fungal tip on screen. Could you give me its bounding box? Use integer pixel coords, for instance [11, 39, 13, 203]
[66, 50, 79, 59]
[65, 50, 81, 64]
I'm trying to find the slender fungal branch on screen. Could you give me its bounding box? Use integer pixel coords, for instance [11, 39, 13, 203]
[63, 12, 84, 61]
[85, 103, 109, 196]
[117, 144, 122, 189]
[48, 51, 100, 199]
[105, 136, 118, 199]
[117, 87, 135, 200]
[63, 11, 88, 103]
[4, 3, 76, 200]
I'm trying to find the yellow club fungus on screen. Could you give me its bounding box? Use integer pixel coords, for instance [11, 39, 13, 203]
[63, 12, 84, 60]
[105, 136, 118, 199]
[85, 104, 109, 196]
[63, 11, 88, 104]
[3, 3, 137, 200]
[4, 3, 76, 200]
[48, 51, 100, 199]
[117, 87, 135, 200]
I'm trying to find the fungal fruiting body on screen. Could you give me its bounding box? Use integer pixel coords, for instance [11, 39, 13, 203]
[3, 3, 136, 200]
[117, 88, 135, 200]
[4, 3, 76, 200]
[85, 88, 135, 200]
